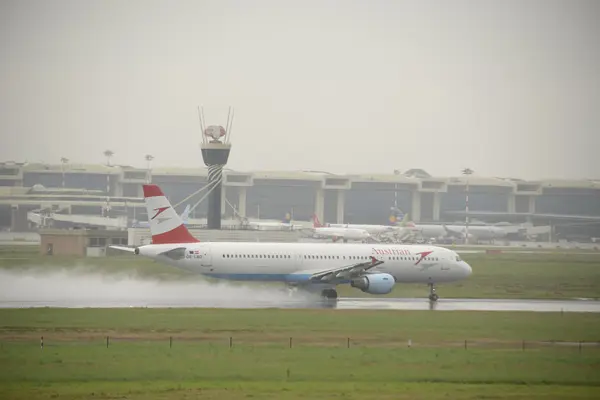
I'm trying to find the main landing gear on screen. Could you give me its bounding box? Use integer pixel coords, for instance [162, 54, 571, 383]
[321, 288, 338, 300]
[428, 283, 439, 302]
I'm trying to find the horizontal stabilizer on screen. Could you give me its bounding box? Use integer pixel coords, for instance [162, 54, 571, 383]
[109, 245, 136, 253]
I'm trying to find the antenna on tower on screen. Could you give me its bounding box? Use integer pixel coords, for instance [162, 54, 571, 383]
[197, 105, 207, 145]
[225, 106, 235, 144]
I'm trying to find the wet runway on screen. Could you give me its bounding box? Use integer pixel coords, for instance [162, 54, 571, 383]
[1, 297, 598, 312]
[337, 297, 600, 312]
[1, 268, 598, 312]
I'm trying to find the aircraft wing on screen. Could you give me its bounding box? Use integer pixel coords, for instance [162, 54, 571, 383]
[109, 245, 136, 253]
[442, 225, 465, 238]
[298, 256, 384, 283]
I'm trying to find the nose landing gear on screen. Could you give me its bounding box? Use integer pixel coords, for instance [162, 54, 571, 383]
[428, 283, 439, 302]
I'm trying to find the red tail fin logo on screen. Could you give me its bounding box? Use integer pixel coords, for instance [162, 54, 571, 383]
[142, 184, 200, 244]
[151, 206, 170, 220]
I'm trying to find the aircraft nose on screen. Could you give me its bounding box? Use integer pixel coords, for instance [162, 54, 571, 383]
[462, 262, 473, 277]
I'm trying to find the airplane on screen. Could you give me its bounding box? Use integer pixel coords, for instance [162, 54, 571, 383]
[327, 209, 413, 236]
[132, 204, 190, 228]
[237, 211, 304, 231]
[391, 208, 507, 243]
[110, 184, 473, 302]
[309, 214, 372, 243]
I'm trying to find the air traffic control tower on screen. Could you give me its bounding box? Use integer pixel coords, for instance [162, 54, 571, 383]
[199, 108, 233, 229]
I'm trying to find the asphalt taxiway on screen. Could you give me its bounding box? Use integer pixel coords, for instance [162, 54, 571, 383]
[1, 297, 598, 312]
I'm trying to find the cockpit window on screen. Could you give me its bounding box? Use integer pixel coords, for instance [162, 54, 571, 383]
[456, 256, 462, 262]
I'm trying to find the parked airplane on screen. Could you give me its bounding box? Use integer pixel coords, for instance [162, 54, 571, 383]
[391, 208, 507, 243]
[111, 184, 472, 302]
[430, 223, 507, 242]
[327, 209, 414, 238]
[132, 204, 190, 228]
[237, 212, 304, 231]
[309, 214, 372, 242]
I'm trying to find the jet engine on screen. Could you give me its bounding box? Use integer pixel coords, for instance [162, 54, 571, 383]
[350, 273, 395, 295]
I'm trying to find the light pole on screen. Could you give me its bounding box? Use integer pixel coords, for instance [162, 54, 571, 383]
[60, 157, 69, 188]
[103, 150, 113, 166]
[462, 168, 474, 244]
[145, 154, 154, 183]
[103, 150, 114, 217]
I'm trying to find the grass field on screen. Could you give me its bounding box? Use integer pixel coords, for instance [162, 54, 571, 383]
[2, 249, 599, 299]
[1, 309, 599, 399]
[1, 308, 600, 342]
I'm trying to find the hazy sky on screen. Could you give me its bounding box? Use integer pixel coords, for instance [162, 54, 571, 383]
[1, 0, 599, 180]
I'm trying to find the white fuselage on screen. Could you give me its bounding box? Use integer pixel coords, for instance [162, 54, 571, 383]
[247, 221, 303, 231]
[329, 223, 396, 235]
[411, 224, 507, 241]
[310, 227, 371, 241]
[136, 242, 471, 285]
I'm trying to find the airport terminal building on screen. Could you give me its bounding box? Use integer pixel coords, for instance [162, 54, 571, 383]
[1, 161, 599, 239]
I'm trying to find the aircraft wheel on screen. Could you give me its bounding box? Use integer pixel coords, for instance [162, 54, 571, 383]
[321, 288, 338, 300]
[428, 283, 439, 302]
